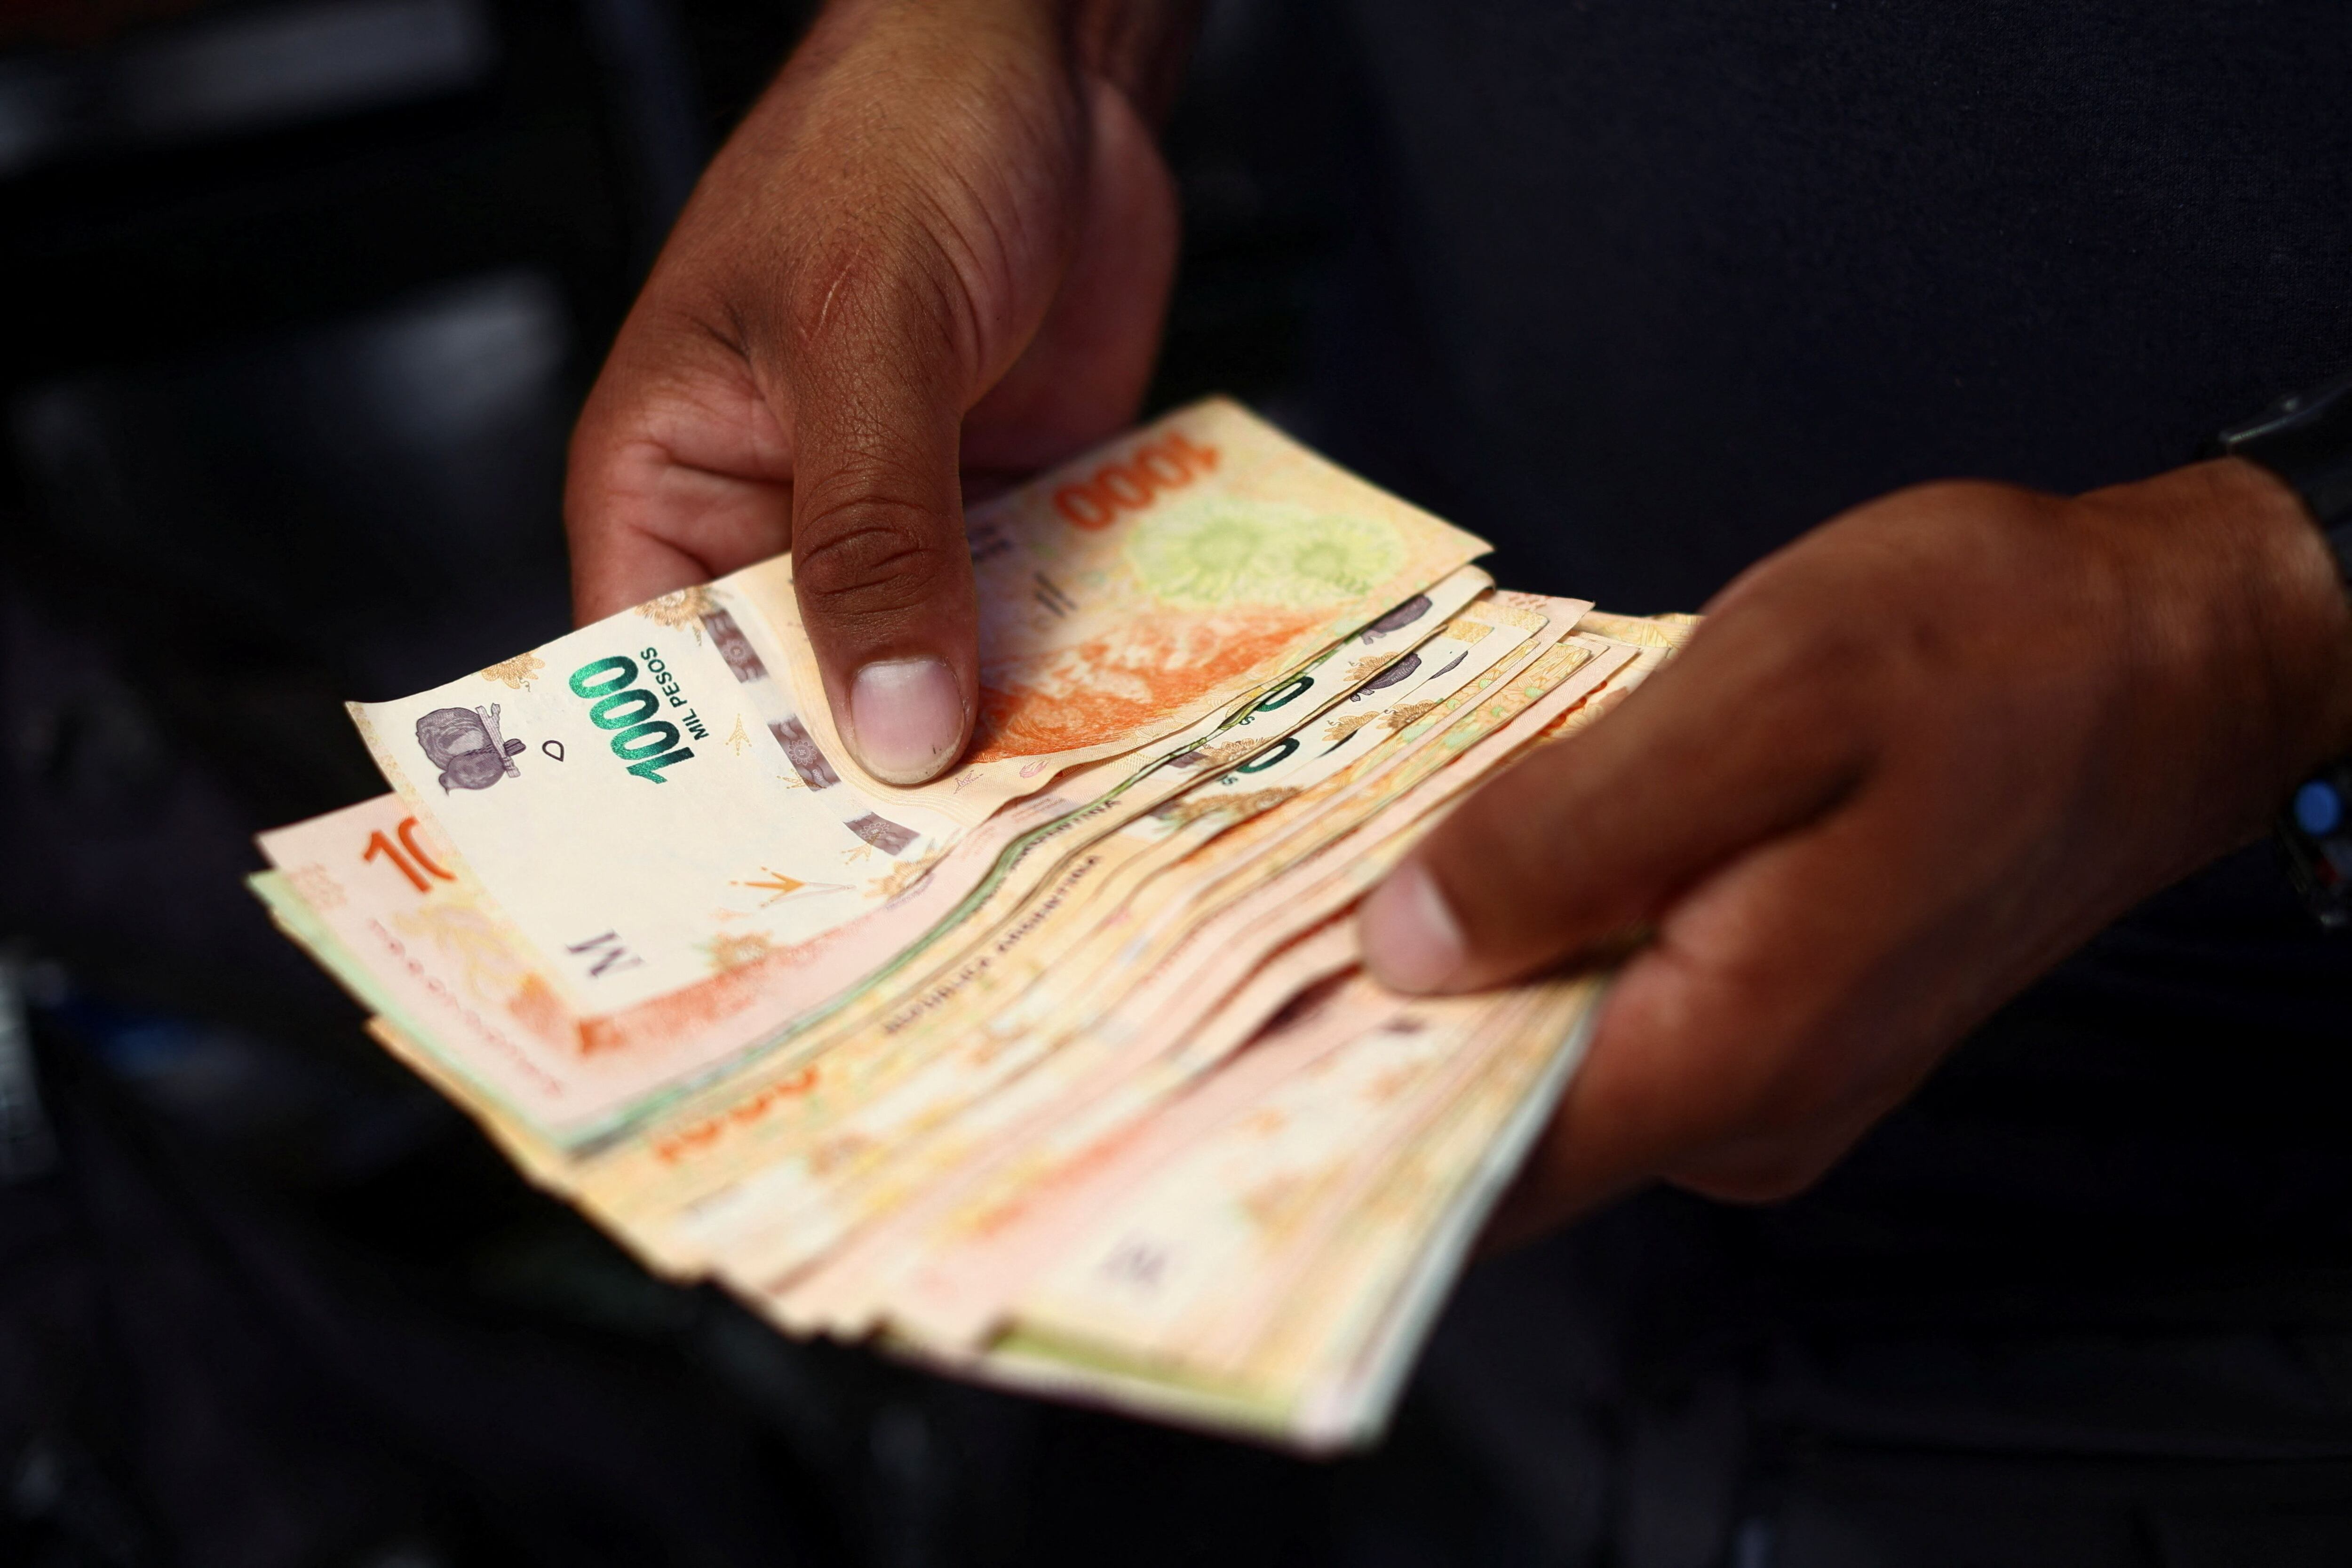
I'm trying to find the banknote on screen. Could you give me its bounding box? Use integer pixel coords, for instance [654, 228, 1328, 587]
[254, 605, 1679, 1449]
[998, 986, 1565, 1385]
[696, 639, 1637, 1316]
[348, 578, 959, 1013]
[248, 392, 1716, 1452]
[856, 639, 1684, 1363]
[292, 567, 1494, 1147]
[748, 399, 1494, 825]
[610, 616, 1617, 1288]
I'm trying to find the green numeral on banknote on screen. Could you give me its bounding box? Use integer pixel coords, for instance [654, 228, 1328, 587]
[1235, 736, 1300, 774]
[623, 745, 694, 781]
[590, 689, 661, 729]
[613, 721, 681, 760]
[570, 655, 697, 783]
[1254, 674, 1314, 713]
[570, 655, 637, 697]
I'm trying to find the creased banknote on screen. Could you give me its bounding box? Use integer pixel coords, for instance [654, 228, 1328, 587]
[744, 399, 1494, 825]
[250, 398, 1712, 1453]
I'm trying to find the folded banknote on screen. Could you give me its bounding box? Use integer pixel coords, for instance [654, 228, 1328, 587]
[249, 399, 1693, 1449]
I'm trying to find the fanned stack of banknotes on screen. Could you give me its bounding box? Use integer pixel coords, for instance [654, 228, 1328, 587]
[249, 401, 1694, 1451]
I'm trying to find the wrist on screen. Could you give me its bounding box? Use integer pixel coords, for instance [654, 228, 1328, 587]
[2115, 457, 2352, 791]
[2209, 455, 2352, 766]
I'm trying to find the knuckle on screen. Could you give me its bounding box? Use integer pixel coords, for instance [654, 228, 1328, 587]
[780, 212, 972, 379]
[792, 500, 958, 621]
[1680, 934, 1804, 1047]
[1662, 978, 1855, 1143]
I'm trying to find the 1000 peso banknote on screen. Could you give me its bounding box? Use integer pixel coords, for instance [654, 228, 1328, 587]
[348, 401, 1486, 1015]
[246, 396, 1708, 1451]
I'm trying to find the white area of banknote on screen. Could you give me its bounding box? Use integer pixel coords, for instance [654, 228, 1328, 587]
[349, 585, 956, 1013]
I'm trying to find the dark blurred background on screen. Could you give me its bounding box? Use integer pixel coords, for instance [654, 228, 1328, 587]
[0, 2, 1430, 1564]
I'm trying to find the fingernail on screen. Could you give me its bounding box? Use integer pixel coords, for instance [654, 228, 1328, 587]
[1361, 861, 1468, 994]
[848, 657, 965, 784]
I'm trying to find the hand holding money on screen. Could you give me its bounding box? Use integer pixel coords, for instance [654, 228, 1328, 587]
[565, 0, 1194, 783]
[254, 403, 1691, 1447]
[1368, 458, 2352, 1242]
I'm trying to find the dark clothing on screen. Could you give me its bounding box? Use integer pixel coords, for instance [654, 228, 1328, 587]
[1314, 0, 2352, 1236]
[1322, 1, 2352, 609]
[1303, 4, 2352, 1560]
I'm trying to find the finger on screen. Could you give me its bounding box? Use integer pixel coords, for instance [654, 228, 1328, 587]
[1478, 789, 1936, 1244]
[565, 327, 797, 624]
[1485, 724, 2099, 1245]
[566, 439, 794, 623]
[960, 75, 1178, 474]
[1359, 604, 1874, 994]
[785, 253, 982, 786]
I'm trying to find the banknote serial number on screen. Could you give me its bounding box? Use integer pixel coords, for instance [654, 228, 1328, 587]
[568, 653, 706, 782]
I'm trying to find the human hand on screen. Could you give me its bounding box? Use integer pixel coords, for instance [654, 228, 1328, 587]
[1359, 459, 2352, 1238]
[567, 0, 1192, 782]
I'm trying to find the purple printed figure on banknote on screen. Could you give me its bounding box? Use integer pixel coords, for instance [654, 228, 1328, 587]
[415, 705, 526, 792]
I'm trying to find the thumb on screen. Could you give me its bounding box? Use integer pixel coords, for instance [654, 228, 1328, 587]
[785, 268, 982, 787]
[1358, 616, 1869, 992]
